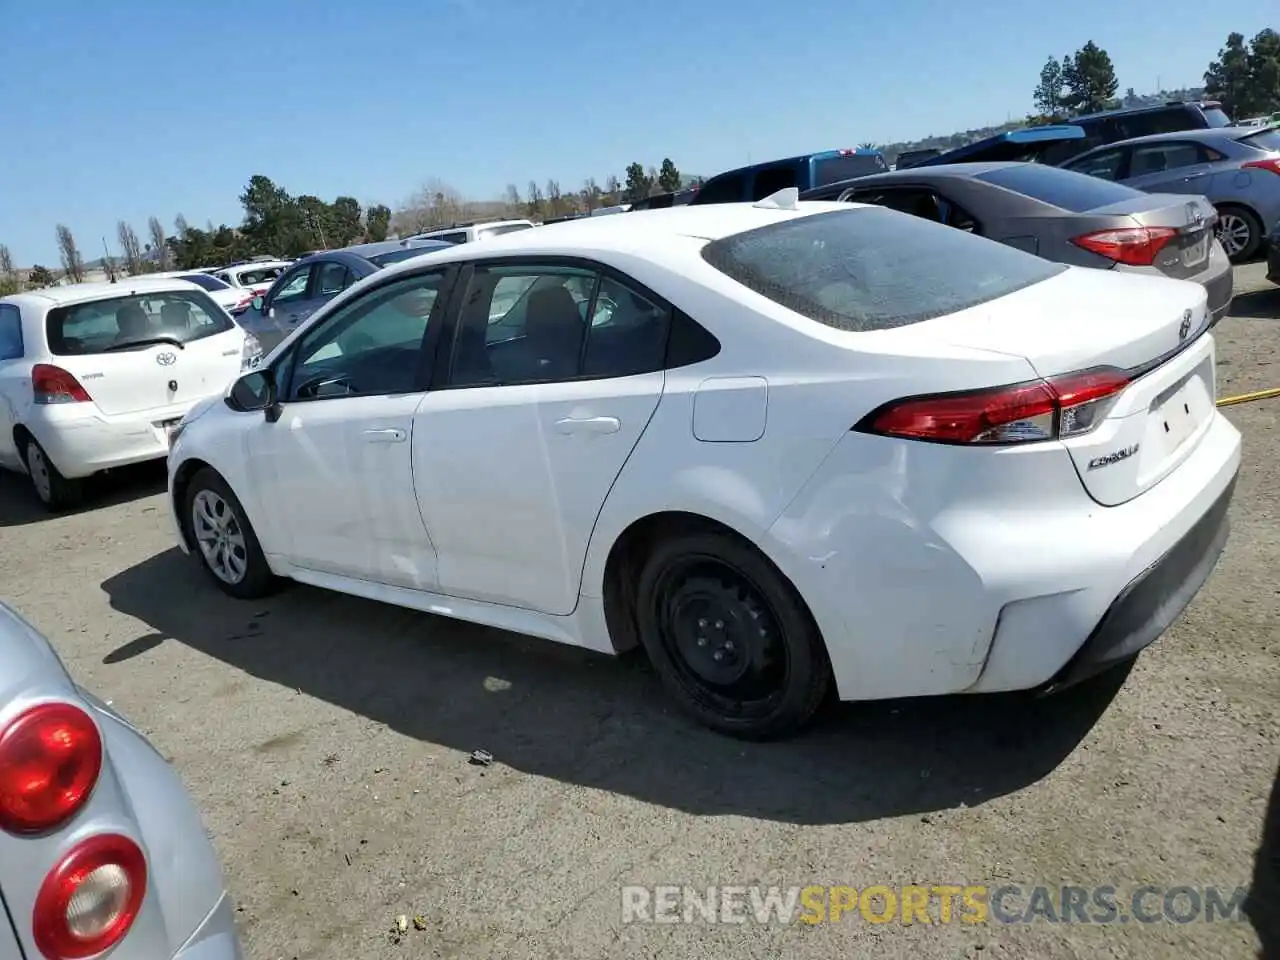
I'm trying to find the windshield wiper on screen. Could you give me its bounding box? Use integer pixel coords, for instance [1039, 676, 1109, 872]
[103, 335, 186, 352]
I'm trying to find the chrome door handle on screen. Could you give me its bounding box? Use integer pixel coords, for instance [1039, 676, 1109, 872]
[363, 428, 406, 443]
[554, 416, 620, 435]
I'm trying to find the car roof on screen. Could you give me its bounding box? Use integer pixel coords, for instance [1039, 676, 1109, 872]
[226, 260, 291, 272]
[1072, 100, 1222, 122]
[1075, 125, 1271, 151]
[371, 200, 856, 280]
[803, 161, 1027, 195]
[339, 239, 454, 258]
[2, 277, 202, 310]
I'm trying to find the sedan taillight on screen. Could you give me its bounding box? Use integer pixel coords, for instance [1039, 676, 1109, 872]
[1071, 226, 1178, 266]
[33, 834, 147, 959]
[856, 368, 1131, 445]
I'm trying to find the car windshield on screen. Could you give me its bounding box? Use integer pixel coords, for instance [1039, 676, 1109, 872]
[1203, 107, 1233, 127]
[46, 291, 235, 356]
[237, 267, 283, 285]
[702, 207, 1065, 332]
[369, 248, 441, 267]
[179, 273, 230, 291]
[975, 164, 1143, 212]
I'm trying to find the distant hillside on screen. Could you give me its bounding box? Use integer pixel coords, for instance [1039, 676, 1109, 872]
[875, 87, 1207, 166]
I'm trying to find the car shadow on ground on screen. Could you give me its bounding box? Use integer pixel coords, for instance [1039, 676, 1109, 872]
[0, 462, 167, 528]
[102, 548, 1129, 826]
[1230, 287, 1280, 320]
[1248, 761, 1280, 958]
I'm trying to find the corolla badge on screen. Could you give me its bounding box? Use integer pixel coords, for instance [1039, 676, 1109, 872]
[156, 351, 177, 366]
[1179, 310, 1192, 341]
[1087, 443, 1139, 471]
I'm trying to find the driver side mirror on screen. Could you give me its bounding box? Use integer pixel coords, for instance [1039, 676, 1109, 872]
[228, 368, 282, 422]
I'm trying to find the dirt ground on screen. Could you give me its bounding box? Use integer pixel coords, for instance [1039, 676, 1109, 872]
[1, 265, 1277, 960]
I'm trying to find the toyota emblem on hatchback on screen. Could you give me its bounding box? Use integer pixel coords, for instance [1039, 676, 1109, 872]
[156, 351, 177, 366]
[1179, 310, 1192, 341]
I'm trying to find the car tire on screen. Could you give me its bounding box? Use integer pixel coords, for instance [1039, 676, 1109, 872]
[634, 530, 832, 740]
[1215, 205, 1263, 263]
[22, 436, 83, 512]
[183, 467, 278, 599]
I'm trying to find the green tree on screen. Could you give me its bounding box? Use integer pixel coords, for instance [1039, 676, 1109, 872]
[0, 244, 16, 294]
[330, 197, 363, 246]
[365, 204, 391, 241]
[624, 162, 651, 203]
[1205, 32, 1255, 117]
[657, 158, 682, 193]
[1246, 28, 1280, 115]
[1032, 56, 1066, 118]
[28, 265, 56, 288]
[239, 175, 307, 256]
[1062, 42, 1118, 114]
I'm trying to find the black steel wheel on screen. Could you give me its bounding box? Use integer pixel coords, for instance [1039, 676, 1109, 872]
[635, 530, 831, 739]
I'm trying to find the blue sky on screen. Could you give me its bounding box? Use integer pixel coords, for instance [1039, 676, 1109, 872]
[1, 0, 1275, 265]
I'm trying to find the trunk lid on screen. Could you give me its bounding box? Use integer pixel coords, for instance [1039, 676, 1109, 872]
[911, 266, 1215, 505]
[1084, 193, 1219, 280]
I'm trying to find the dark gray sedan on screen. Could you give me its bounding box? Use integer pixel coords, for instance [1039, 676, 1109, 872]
[801, 162, 1233, 326]
[236, 239, 453, 351]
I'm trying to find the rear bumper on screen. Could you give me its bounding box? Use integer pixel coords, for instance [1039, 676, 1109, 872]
[1204, 264, 1233, 326]
[1043, 470, 1235, 691]
[25, 400, 208, 479]
[173, 892, 244, 960]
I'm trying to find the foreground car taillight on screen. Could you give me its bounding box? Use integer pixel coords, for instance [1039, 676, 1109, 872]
[1242, 158, 1280, 176]
[0, 702, 102, 834]
[33, 834, 147, 959]
[1071, 226, 1178, 266]
[856, 367, 1130, 445]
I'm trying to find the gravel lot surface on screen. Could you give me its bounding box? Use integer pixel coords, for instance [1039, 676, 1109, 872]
[2, 264, 1277, 960]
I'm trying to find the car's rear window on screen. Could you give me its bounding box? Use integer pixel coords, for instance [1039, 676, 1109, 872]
[179, 273, 230, 291]
[1240, 128, 1280, 152]
[1202, 107, 1232, 128]
[975, 164, 1143, 212]
[813, 154, 889, 186]
[701, 208, 1065, 332]
[46, 290, 234, 356]
[237, 267, 283, 285]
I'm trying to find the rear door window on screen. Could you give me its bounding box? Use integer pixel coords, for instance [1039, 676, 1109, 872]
[1063, 147, 1128, 181]
[46, 291, 233, 356]
[1117, 107, 1195, 138]
[751, 164, 800, 199]
[692, 173, 746, 204]
[0, 304, 23, 361]
[269, 266, 313, 307]
[701, 208, 1065, 332]
[976, 164, 1143, 211]
[1128, 142, 1216, 176]
[315, 261, 351, 296]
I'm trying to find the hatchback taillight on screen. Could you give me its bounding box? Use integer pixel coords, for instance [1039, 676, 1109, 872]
[33, 834, 147, 959]
[1242, 157, 1280, 176]
[1071, 226, 1178, 266]
[0, 702, 102, 834]
[31, 365, 92, 405]
[856, 367, 1131, 445]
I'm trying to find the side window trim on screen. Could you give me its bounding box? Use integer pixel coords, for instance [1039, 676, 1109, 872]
[276, 264, 458, 403]
[431, 255, 680, 391]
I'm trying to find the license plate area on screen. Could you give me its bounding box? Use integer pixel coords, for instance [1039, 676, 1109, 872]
[1180, 231, 1209, 268]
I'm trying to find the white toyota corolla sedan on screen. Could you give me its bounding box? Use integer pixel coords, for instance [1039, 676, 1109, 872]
[166, 191, 1241, 739]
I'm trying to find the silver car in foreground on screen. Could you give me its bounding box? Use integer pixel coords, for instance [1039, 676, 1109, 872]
[0, 602, 242, 960]
[1062, 125, 1280, 262]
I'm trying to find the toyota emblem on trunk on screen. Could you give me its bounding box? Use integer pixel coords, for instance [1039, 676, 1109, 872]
[1186, 202, 1203, 227]
[1179, 310, 1192, 341]
[156, 351, 177, 366]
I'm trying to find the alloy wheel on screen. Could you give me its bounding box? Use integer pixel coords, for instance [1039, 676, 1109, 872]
[191, 489, 249, 585]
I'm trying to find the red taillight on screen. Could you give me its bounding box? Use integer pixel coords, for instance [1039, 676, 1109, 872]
[1242, 157, 1280, 176]
[31, 365, 92, 405]
[0, 703, 102, 834]
[858, 367, 1130, 445]
[1071, 226, 1178, 266]
[33, 834, 147, 960]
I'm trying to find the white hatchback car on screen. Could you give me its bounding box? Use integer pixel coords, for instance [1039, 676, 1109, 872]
[167, 194, 1240, 739]
[0, 279, 261, 511]
[212, 261, 292, 299]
